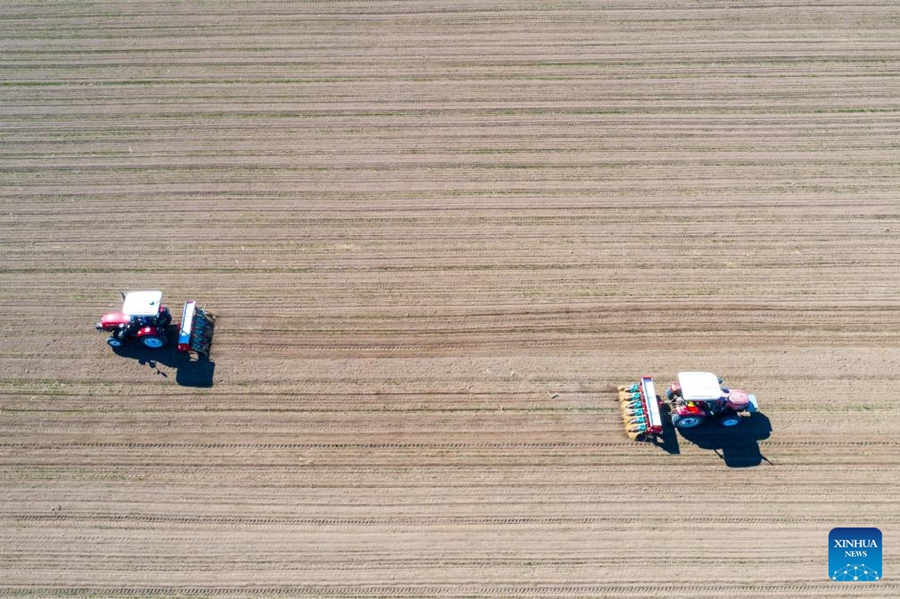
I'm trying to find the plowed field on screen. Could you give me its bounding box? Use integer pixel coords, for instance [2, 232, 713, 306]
[2, 1, 899, 597]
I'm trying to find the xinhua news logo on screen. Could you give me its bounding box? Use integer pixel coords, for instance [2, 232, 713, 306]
[829, 527, 882, 582]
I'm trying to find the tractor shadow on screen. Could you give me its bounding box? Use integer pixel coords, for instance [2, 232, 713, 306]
[649, 413, 682, 455]
[676, 413, 773, 467]
[112, 341, 215, 388]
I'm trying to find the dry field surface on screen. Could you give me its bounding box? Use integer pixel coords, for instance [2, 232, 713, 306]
[2, 0, 900, 597]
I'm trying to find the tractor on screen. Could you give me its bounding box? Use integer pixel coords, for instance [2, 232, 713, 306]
[96, 290, 215, 356]
[618, 372, 758, 440]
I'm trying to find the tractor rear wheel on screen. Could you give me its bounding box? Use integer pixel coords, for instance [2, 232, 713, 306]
[141, 336, 165, 349]
[718, 414, 742, 427]
[671, 413, 703, 429]
[107, 336, 124, 348]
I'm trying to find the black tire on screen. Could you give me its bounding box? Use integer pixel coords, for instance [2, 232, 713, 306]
[718, 414, 742, 427]
[107, 336, 124, 348]
[671, 413, 704, 429]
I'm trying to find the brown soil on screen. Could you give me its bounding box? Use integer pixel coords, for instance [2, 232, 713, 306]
[1, 1, 899, 597]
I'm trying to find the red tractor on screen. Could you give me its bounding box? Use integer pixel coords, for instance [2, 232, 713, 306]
[96, 290, 215, 355]
[96, 290, 171, 349]
[618, 372, 758, 440]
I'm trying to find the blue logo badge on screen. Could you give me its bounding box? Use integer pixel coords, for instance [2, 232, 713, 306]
[829, 527, 881, 581]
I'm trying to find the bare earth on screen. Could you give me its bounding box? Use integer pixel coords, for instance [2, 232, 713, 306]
[1, 1, 899, 597]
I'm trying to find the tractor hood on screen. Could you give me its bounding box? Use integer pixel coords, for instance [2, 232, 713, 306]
[97, 312, 130, 330]
[725, 389, 759, 412]
[726, 389, 750, 409]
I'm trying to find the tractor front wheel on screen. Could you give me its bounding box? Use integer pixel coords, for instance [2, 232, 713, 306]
[718, 414, 742, 427]
[141, 336, 165, 349]
[671, 413, 703, 429]
[107, 336, 124, 348]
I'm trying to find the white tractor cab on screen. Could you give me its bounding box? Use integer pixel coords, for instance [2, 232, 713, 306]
[665, 371, 758, 429]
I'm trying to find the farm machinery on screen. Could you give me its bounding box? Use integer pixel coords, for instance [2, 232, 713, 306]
[95, 290, 215, 356]
[618, 372, 758, 440]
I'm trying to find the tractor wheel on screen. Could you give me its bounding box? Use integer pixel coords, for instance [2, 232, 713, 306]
[107, 336, 124, 348]
[671, 413, 703, 429]
[718, 414, 742, 427]
[141, 336, 165, 349]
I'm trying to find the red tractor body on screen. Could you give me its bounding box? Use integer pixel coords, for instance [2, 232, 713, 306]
[673, 402, 704, 417]
[136, 325, 164, 339]
[724, 389, 752, 411]
[98, 312, 130, 330]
